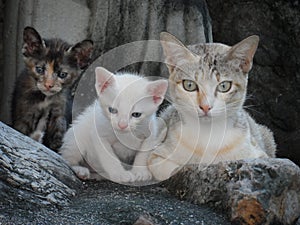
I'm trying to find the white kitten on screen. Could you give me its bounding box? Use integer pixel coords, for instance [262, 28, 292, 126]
[60, 67, 168, 183]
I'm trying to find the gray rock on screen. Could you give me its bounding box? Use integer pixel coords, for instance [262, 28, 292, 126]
[166, 158, 300, 224]
[0, 122, 81, 207]
[0, 181, 231, 225]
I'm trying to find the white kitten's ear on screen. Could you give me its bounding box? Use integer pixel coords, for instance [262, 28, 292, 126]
[95, 67, 115, 95]
[160, 32, 196, 74]
[227, 35, 259, 73]
[147, 80, 168, 105]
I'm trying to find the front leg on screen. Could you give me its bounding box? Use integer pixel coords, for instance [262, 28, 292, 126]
[44, 106, 67, 151]
[148, 148, 181, 182]
[89, 138, 135, 183]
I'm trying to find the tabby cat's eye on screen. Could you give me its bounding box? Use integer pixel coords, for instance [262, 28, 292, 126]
[58, 72, 68, 79]
[182, 80, 198, 92]
[217, 81, 232, 93]
[35, 66, 45, 75]
[132, 112, 142, 118]
[108, 107, 118, 114]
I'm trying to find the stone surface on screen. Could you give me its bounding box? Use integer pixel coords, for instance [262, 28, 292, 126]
[0, 122, 81, 207]
[206, 0, 300, 166]
[0, 181, 231, 224]
[166, 159, 300, 225]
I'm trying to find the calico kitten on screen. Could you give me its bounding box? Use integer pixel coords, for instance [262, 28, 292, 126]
[59, 67, 168, 183]
[148, 32, 276, 181]
[11, 26, 93, 151]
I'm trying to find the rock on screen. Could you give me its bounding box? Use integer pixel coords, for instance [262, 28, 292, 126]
[0, 122, 81, 207]
[133, 216, 156, 225]
[166, 158, 300, 224]
[206, 0, 300, 166]
[0, 180, 231, 224]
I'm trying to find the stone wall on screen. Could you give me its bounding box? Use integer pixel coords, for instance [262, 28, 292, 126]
[206, 0, 300, 166]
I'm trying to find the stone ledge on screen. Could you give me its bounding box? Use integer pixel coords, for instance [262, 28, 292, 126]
[166, 158, 300, 225]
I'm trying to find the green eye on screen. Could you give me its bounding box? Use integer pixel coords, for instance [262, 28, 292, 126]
[108, 107, 118, 114]
[132, 112, 142, 118]
[217, 81, 232, 93]
[182, 80, 197, 92]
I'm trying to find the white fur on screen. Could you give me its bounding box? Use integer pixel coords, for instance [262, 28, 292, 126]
[60, 67, 167, 183]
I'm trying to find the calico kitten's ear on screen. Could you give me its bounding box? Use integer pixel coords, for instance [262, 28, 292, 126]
[147, 80, 168, 105]
[160, 32, 196, 74]
[22, 27, 45, 56]
[95, 67, 115, 95]
[227, 35, 259, 73]
[68, 40, 94, 69]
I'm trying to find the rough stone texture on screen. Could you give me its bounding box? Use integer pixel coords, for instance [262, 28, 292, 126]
[166, 159, 300, 225]
[0, 181, 231, 224]
[206, 0, 300, 166]
[0, 122, 81, 207]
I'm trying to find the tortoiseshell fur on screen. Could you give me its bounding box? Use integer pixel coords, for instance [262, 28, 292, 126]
[11, 27, 93, 151]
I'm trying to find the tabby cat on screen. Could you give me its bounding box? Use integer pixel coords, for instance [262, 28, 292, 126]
[148, 32, 276, 181]
[11, 26, 93, 151]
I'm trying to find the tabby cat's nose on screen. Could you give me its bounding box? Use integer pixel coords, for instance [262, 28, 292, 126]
[199, 104, 211, 114]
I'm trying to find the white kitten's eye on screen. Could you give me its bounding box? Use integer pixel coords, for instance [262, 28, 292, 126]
[217, 81, 232, 93]
[182, 80, 197, 92]
[132, 112, 142, 118]
[108, 107, 118, 114]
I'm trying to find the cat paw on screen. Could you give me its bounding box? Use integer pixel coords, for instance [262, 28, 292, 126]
[108, 170, 135, 183]
[72, 166, 90, 180]
[131, 167, 153, 181]
[30, 131, 44, 143]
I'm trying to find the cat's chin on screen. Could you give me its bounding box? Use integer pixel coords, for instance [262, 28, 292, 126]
[39, 89, 60, 96]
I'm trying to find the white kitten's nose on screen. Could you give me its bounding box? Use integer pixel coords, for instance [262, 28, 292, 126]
[118, 121, 128, 130]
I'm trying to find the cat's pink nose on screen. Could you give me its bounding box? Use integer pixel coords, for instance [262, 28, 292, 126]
[44, 83, 54, 90]
[118, 122, 128, 130]
[200, 104, 211, 114]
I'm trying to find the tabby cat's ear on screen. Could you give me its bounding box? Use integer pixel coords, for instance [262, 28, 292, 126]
[147, 80, 168, 105]
[95, 67, 115, 95]
[22, 27, 45, 57]
[160, 32, 196, 74]
[68, 40, 94, 69]
[227, 35, 259, 73]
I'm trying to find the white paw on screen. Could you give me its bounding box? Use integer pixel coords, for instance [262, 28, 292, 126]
[30, 131, 44, 143]
[108, 170, 135, 183]
[72, 166, 90, 180]
[131, 167, 153, 181]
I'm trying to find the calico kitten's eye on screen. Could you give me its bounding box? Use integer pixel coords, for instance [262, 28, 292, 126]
[182, 80, 197, 92]
[108, 107, 118, 114]
[217, 81, 232, 93]
[132, 112, 142, 118]
[58, 72, 68, 79]
[35, 66, 45, 75]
